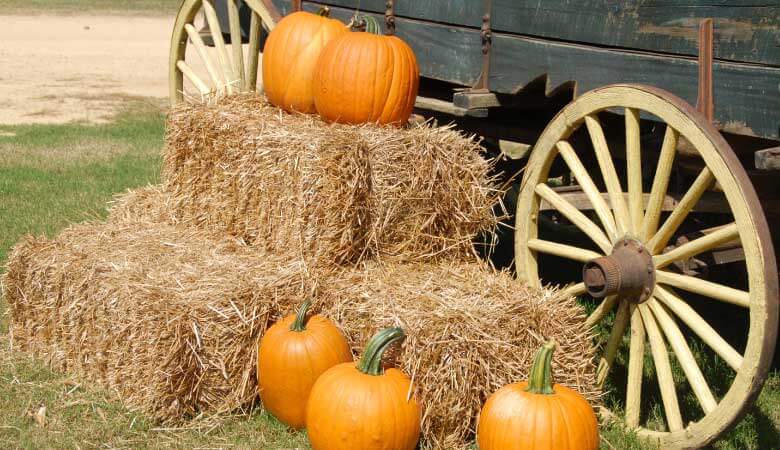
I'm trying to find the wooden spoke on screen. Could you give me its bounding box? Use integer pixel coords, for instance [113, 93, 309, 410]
[653, 223, 739, 269]
[184, 24, 225, 92]
[558, 282, 586, 300]
[527, 239, 602, 263]
[625, 108, 643, 233]
[535, 184, 612, 253]
[176, 61, 211, 96]
[625, 305, 645, 429]
[556, 141, 619, 241]
[585, 295, 618, 329]
[647, 167, 714, 254]
[656, 270, 750, 308]
[640, 126, 678, 241]
[654, 286, 743, 370]
[648, 298, 718, 414]
[202, 0, 237, 94]
[244, 0, 277, 30]
[247, 11, 262, 91]
[585, 115, 631, 234]
[227, 0, 246, 90]
[597, 301, 630, 387]
[638, 303, 684, 432]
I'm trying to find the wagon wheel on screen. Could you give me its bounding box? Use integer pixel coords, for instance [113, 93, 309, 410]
[515, 84, 777, 448]
[169, 0, 279, 104]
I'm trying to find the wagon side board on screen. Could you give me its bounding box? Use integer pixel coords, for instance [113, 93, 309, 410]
[271, 0, 780, 140]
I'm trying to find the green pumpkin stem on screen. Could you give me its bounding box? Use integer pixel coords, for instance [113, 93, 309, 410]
[357, 327, 406, 376]
[289, 300, 312, 332]
[525, 340, 557, 395]
[317, 6, 331, 17]
[351, 13, 382, 34]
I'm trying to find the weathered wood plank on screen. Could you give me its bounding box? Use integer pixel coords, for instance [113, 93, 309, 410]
[491, 0, 780, 66]
[281, 1, 780, 140]
[756, 147, 780, 170]
[301, 2, 483, 87]
[305, 0, 780, 66]
[490, 33, 780, 140]
[307, 0, 483, 28]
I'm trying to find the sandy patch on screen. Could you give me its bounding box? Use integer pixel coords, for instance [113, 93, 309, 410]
[0, 14, 172, 124]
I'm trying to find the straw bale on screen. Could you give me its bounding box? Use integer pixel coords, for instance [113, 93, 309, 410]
[2, 220, 313, 422]
[161, 94, 501, 265]
[107, 184, 177, 225]
[319, 262, 598, 449]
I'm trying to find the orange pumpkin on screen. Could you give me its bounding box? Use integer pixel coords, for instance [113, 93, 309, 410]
[306, 327, 421, 450]
[477, 341, 599, 450]
[257, 301, 352, 429]
[262, 10, 347, 113]
[313, 15, 419, 125]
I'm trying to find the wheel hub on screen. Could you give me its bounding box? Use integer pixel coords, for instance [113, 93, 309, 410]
[583, 238, 655, 302]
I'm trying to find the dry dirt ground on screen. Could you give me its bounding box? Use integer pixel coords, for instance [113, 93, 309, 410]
[0, 14, 172, 124]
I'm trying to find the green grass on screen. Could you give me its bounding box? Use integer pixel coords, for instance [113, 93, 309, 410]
[5, 0, 181, 16]
[0, 105, 779, 449]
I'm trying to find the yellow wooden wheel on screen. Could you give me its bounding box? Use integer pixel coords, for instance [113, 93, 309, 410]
[515, 84, 777, 448]
[169, 0, 279, 104]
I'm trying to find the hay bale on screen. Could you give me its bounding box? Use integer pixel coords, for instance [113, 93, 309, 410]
[3, 220, 313, 422]
[4, 221, 597, 447]
[107, 185, 177, 225]
[161, 94, 501, 264]
[319, 262, 598, 449]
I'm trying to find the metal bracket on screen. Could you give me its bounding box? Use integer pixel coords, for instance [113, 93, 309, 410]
[696, 18, 715, 124]
[474, 0, 493, 91]
[385, 1, 396, 35]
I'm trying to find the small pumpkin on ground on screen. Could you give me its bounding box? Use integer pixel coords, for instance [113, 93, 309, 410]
[306, 327, 421, 450]
[477, 341, 599, 450]
[262, 9, 347, 113]
[313, 15, 419, 126]
[257, 301, 352, 429]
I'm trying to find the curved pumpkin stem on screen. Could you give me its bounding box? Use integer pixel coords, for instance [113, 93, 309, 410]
[357, 327, 406, 376]
[289, 300, 312, 332]
[317, 6, 331, 17]
[351, 14, 382, 34]
[525, 340, 557, 395]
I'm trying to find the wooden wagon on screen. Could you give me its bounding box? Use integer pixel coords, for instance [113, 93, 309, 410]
[167, 1, 780, 448]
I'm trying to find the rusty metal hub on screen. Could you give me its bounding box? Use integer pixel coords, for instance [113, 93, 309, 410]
[583, 238, 655, 303]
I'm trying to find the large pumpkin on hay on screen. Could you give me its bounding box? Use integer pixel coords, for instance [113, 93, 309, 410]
[306, 327, 421, 450]
[257, 301, 352, 429]
[313, 15, 419, 126]
[262, 10, 347, 113]
[477, 341, 599, 450]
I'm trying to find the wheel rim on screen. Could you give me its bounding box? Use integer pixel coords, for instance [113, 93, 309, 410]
[169, 0, 279, 105]
[515, 84, 778, 448]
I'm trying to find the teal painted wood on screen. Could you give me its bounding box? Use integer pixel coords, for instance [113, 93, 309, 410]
[303, 0, 779, 66]
[272, 1, 780, 140]
[300, 3, 484, 87]
[308, 0, 483, 27]
[489, 33, 780, 140]
[490, 0, 780, 66]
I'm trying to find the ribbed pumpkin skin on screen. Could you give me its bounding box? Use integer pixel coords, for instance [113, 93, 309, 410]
[477, 381, 599, 450]
[262, 11, 347, 113]
[257, 314, 352, 429]
[313, 32, 419, 125]
[306, 363, 421, 450]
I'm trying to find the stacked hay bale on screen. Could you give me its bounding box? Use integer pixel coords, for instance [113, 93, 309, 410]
[3, 94, 597, 448]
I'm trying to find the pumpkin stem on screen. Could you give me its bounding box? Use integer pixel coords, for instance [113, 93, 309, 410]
[350, 13, 382, 34]
[317, 6, 331, 17]
[289, 300, 312, 332]
[357, 327, 405, 376]
[525, 340, 557, 395]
